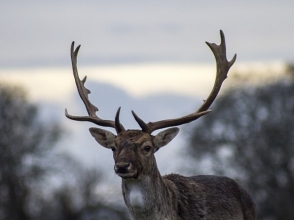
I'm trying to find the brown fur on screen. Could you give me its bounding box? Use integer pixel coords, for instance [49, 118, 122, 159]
[95, 130, 257, 220]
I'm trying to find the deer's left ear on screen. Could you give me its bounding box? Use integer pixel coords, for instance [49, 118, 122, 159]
[153, 127, 179, 149]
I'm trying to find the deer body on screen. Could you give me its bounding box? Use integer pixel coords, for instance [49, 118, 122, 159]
[123, 174, 255, 220]
[90, 129, 256, 220]
[65, 31, 257, 219]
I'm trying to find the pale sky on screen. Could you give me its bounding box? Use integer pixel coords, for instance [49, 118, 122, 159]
[0, 61, 285, 103]
[1, 1, 294, 69]
[1, 1, 292, 99]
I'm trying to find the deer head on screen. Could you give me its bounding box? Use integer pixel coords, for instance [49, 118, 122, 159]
[89, 128, 179, 179]
[65, 30, 236, 180]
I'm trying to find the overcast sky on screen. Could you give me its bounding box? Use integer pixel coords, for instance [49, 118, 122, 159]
[1, 1, 294, 68]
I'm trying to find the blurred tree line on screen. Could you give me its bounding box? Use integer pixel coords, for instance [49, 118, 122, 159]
[0, 83, 129, 220]
[2, 63, 293, 220]
[187, 65, 294, 219]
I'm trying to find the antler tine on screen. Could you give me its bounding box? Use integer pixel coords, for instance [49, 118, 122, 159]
[198, 30, 237, 113]
[132, 109, 211, 134]
[133, 30, 236, 134]
[115, 107, 125, 133]
[65, 42, 125, 133]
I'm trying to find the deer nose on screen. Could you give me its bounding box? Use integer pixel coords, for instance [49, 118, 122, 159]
[115, 162, 130, 172]
[115, 162, 130, 169]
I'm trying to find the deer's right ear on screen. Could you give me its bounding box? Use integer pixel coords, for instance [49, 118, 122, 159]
[153, 127, 179, 149]
[89, 127, 116, 148]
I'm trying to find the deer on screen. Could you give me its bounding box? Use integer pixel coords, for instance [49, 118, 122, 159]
[65, 30, 256, 220]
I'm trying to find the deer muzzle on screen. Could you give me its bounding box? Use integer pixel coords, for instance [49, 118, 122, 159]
[114, 161, 138, 179]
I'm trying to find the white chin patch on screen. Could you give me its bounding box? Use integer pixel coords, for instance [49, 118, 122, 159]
[129, 185, 144, 207]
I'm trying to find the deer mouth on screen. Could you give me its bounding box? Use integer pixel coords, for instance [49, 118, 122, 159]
[116, 169, 139, 179]
[117, 172, 138, 179]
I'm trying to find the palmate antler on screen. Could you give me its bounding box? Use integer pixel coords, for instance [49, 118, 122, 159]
[132, 30, 237, 133]
[65, 30, 236, 134]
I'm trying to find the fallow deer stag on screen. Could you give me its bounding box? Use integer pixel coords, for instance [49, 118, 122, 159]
[65, 30, 256, 220]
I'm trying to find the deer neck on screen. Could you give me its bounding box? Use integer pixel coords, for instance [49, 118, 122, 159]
[121, 167, 177, 220]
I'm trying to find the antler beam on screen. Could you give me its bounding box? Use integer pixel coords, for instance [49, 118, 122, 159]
[132, 30, 237, 134]
[65, 42, 125, 133]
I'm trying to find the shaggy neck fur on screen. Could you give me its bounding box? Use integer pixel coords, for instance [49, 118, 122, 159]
[122, 166, 178, 220]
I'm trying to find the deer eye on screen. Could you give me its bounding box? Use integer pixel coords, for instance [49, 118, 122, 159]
[111, 147, 116, 152]
[144, 146, 151, 153]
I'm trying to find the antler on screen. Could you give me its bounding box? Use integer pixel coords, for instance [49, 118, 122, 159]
[65, 42, 125, 133]
[132, 30, 237, 134]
